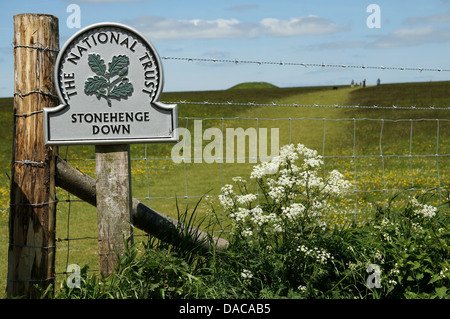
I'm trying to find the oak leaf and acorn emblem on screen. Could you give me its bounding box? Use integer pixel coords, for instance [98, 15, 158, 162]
[84, 53, 133, 106]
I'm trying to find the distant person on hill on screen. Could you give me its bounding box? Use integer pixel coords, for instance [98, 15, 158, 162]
[363, 79, 366, 87]
[377, 78, 381, 86]
[351, 79, 354, 87]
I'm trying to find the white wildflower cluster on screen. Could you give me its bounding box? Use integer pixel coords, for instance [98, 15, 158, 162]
[220, 143, 352, 239]
[232, 176, 245, 183]
[387, 279, 397, 286]
[241, 269, 253, 279]
[408, 196, 437, 219]
[281, 203, 306, 220]
[440, 267, 449, 279]
[296, 144, 321, 168]
[382, 231, 392, 242]
[219, 184, 234, 209]
[418, 204, 437, 219]
[373, 249, 385, 264]
[222, 184, 233, 195]
[228, 206, 279, 230]
[297, 285, 307, 293]
[374, 217, 402, 241]
[241, 228, 253, 238]
[229, 207, 250, 223]
[297, 244, 334, 264]
[236, 194, 257, 205]
[250, 206, 277, 227]
[324, 170, 352, 196]
[250, 160, 279, 179]
[389, 263, 400, 276]
[250, 143, 325, 181]
[410, 221, 424, 233]
[268, 185, 286, 203]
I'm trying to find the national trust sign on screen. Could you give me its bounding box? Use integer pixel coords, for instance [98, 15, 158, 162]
[44, 22, 178, 145]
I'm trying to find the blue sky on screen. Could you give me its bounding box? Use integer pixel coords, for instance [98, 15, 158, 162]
[1, 0, 450, 96]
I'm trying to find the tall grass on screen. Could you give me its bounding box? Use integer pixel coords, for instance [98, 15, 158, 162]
[50, 147, 449, 299]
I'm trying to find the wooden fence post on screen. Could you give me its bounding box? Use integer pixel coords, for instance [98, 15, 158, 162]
[95, 144, 133, 277]
[8, 13, 59, 298]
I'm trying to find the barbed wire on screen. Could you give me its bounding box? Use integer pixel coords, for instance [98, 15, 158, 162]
[161, 56, 450, 72]
[11, 42, 450, 72]
[13, 44, 59, 53]
[162, 100, 450, 111]
[14, 90, 58, 100]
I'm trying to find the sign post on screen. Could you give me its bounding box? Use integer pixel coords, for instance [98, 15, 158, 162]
[95, 144, 132, 275]
[44, 22, 178, 276]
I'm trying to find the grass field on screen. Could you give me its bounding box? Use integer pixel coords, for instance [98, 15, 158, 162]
[1, 80, 449, 297]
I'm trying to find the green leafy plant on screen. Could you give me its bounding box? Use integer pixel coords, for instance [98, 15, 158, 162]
[46, 145, 449, 300]
[365, 191, 450, 298]
[84, 53, 133, 106]
[210, 145, 450, 299]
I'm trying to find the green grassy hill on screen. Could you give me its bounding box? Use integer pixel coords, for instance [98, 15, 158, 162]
[1, 80, 449, 297]
[228, 82, 278, 90]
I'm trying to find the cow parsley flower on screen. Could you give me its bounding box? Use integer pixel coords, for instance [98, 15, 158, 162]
[281, 203, 306, 220]
[440, 267, 448, 278]
[408, 196, 437, 219]
[232, 176, 246, 183]
[230, 207, 250, 223]
[221, 184, 234, 195]
[242, 228, 253, 237]
[279, 144, 299, 164]
[219, 184, 235, 209]
[236, 194, 257, 205]
[219, 195, 233, 210]
[220, 143, 353, 250]
[304, 157, 323, 169]
[418, 204, 437, 219]
[273, 223, 283, 232]
[298, 285, 307, 293]
[268, 186, 285, 203]
[241, 269, 253, 279]
[250, 161, 279, 179]
[324, 170, 352, 195]
[297, 244, 333, 264]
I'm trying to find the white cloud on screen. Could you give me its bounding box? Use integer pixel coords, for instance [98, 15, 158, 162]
[393, 25, 435, 37]
[125, 16, 259, 40]
[371, 25, 450, 48]
[124, 15, 346, 41]
[403, 12, 450, 25]
[260, 15, 346, 37]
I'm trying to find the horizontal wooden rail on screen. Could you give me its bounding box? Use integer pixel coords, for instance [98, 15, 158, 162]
[55, 156, 229, 252]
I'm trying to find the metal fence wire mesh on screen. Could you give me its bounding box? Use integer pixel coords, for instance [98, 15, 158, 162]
[52, 57, 450, 277]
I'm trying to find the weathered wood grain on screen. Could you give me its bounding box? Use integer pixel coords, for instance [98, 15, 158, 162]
[95, 144, 133, 276]
[8, 13, 59, 298]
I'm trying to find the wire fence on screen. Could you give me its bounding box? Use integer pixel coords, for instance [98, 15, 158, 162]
[50, 56, 450, 277]
[161, 56, 450, 73]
